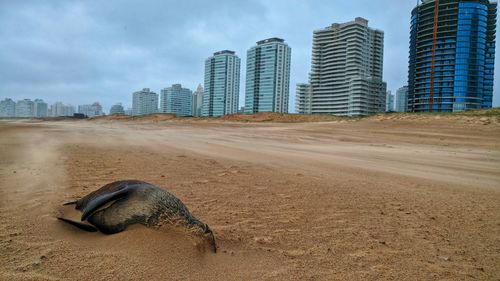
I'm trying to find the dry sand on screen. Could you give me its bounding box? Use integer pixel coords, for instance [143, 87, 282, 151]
[0, 115, 499, 280]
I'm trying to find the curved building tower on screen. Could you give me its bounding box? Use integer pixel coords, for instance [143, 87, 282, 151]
[300, 18, 386, 116]
[408, 0, 497, 112]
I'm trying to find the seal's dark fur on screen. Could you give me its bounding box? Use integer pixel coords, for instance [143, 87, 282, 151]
[58, 180, 216, 253]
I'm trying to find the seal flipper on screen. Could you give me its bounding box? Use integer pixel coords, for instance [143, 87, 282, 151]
[58, 217, 98, 232]
[63, 201, 77, 206]
[81, 187, 134, 221]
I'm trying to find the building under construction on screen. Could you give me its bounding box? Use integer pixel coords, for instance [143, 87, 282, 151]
[408, 0, 497, 112]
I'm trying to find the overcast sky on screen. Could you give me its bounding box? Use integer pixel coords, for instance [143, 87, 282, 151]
[1, 0, 499, 112]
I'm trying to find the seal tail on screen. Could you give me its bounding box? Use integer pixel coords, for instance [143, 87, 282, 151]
[57, 217, 98, 232]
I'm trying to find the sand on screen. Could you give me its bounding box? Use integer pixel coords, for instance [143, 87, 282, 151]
[0, 114, 499, 280]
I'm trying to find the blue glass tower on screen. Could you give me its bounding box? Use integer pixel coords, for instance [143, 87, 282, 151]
[408, 0, 497, 112]
[245, 38, 291, 114]
[202, 50, 240, 117]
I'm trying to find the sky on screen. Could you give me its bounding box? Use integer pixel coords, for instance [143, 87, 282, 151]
[1, 0, 499, 113]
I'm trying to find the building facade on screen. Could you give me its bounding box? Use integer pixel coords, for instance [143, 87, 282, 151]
[408, 0, 497, 112]
[245, 38, 291, 114]
[192, 84, 204, 117]
[0, 98, 16, 117]
[50, 103, 75, 117]
[298, 18, 386, 116]
[50, 102, 65, 117]
[132, 88, 158, 116]
[110, 103, 125, 115]
[395, 86, 409, 112]
[202, 50, 240, 117]
[16, 99, 35, 117]
[33, 99, 48, 117]
[386, 91, 395, 112]
[295, 83, 312, 114]
[161, 84, 192, 116]
[78, 102, 103, 118]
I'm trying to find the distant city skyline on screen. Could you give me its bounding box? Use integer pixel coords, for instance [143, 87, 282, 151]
[0, 1, 498, 113]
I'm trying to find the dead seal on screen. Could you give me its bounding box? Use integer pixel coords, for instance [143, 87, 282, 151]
[58, 180, 216, 253]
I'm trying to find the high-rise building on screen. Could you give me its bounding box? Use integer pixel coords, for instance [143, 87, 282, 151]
[16, 99, 35, 117]
[50, 102, 66, 117]
[160, 84, 192, 116]
[295, 83, 312, 114]
[245, 38, 291, 114]
[192, 84, 204, 117]
[78, 102, 103, 117]
[298, 18, 386, 116]
[64, 105, 75, 116]
[408, 0, 497, 112]
[202, 50, 240, 117]
[386, 91, 395, 112]
[33, 99, 48, 117]
[395, 86, 409, 113]
[132, 88, 158, 116]
[110, 103, 125, 115]
[0, 98, 16, 117]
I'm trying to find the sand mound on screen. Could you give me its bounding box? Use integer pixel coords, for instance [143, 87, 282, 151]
[92, 113, 177, 122]
[93, 109, 500, 125]
[218, 112, 348, 122]
[368, 108, 500, 126]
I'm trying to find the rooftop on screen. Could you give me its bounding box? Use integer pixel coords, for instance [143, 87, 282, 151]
[257, 37, 285, 45]
[213, 50, 235, 56]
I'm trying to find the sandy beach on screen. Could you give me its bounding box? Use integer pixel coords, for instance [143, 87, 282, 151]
[0, 114, 499, 280]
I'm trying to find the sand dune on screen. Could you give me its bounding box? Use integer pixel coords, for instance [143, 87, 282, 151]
[0, 116, 499, 280]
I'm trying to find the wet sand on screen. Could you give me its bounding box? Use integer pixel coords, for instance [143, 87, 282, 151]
[0, 116, 499, 280]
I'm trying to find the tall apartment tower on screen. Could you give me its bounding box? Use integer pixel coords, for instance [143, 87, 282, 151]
[295, 83, 312, 114]
[395, 86, 409, 112]
[192, 84, 204, 117]
[132, 88, 158, 116]
[297, 17, 386, 116]
[408, 0, 497, 112]
[161, 84, 192, 116]
[386, 91, 394, 112]
[202, 50, 240, 117]
[245, 38, 291, 114]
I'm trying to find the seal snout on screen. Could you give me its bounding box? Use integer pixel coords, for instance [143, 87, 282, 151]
[203, 223, 217, 253]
